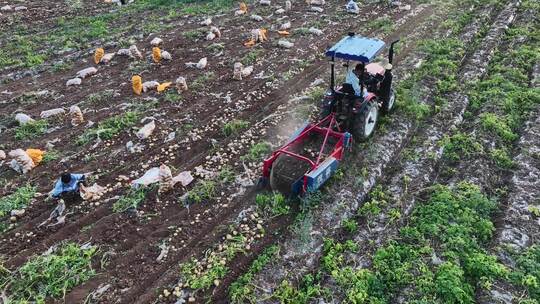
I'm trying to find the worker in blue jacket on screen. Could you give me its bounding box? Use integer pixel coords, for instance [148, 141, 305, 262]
[50, 173, 86, 203]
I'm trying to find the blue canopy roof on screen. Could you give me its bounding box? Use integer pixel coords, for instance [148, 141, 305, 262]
[325, 35, 385, 63]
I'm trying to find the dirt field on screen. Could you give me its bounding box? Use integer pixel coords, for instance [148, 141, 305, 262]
[0, 0, 538, 303]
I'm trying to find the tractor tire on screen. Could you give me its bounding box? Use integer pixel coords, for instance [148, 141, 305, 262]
[381, 89, 396, 114]
[352, 101, 379, 141]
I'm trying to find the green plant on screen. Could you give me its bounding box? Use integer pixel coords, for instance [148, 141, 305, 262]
[42, 150, 61, 163]
[0, 242, 98, 302]
[0, 184, 36, 218]
[183, 29, 205, 40]
[218, 166, 235, 183]
[186, 181, 216, 203]
[229, 245, 279, 303]
[77, 111, 140, 145]
[112, 187, 147, 212]
[222, 120, 249, 137]
[163, 91, 183, 103]
[255, 192, 290, 216]
[241, 142, 271, 162]
[441, 132, 483, 162]
[191, 72, 216, 90]
[342, 218, 358, 234]
[272, 274, 328, 304]
[480, 113, 517, 142]
[241, 49, 262, 65]
[490, 148, 514, 169]
[14, 120, 48, 140]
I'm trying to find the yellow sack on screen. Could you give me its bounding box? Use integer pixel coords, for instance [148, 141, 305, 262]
[94, 48, 104, 64]
[26, 149, 44, 166]
[132, 75, 143, 95]
[261, 28, 268, 41]
[152, 47, 161, 63]
[240, 2, 247, 12]
[157, 82, 173, 93]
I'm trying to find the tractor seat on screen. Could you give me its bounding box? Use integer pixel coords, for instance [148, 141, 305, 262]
[340, 83, 355, 95]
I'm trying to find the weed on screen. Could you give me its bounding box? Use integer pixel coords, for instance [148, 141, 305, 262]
[183, 29, 205, 40]
[241, 49, 262, 65]
[191, 72, 216, 91]
[186, 180, 216, 203]
[163, 91, 183, 103]
[112, 187, 147, 212]
[255, 192, 290, 216]
[480, 113, 517, 142]
[42, 150, 61, 163]
[218, 166, 235, 183]
[367, 17, 394, 34]
[222, 120, 249, 137]
[14, 120, 48, 140]
[0, 185, 35, 233]
[272, 274, 329, 304]
[441, 132, 483, 162]
[84, 90, 115, 105]
[77, 111, 140, 145]
[229, 245, 279, 303]
[490, 148, 514, 169]
[341, 218, 358, 234]
[52, 61, 73, 72]
[241, 142, 271, 162]
[0, 242, 98, 302]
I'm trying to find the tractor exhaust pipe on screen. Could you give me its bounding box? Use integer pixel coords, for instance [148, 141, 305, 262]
[388, 39, 400, 64]
[381, 39, 399, 103]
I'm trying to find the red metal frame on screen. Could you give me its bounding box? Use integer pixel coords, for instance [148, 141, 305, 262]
[262, 112, 349, 182]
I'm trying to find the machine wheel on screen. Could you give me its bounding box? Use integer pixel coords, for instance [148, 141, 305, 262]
[270, 154, 311, 196]
[353, 101, 379, 141]
[381, 89, 396, 114]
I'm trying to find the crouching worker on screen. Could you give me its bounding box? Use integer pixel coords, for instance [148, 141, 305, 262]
[50, 173, 86, 203]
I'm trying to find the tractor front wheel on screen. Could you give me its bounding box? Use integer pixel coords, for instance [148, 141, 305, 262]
[353, 101, 379, 141]
[381, 89, 396, 114]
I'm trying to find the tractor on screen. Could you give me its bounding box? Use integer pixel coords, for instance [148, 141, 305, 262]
[260, 33, 399, 195]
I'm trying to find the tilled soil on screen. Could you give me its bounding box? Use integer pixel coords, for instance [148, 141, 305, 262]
[1, 0, 538, 303]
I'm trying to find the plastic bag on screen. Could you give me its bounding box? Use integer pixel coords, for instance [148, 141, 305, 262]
[346, 0, 359, 14]
[66, 77, 82, 86]
[131, 167, 161, 186]
[285, 0, 291, 11]
[0, 150, 6, 160]
[241, 65, 254, 77]
[136, 120, 155, 139]
[280, 22, 291, 30]
[69, 105, 84, 126]
[76, 67, 98, 79]
[152, 47, 161, 63]
[94, 48, 104, 64]
[40, 108, 65, 119]
[197, 57, 207, 69]
[157, 82, 172, 93]
[278, 40, 294, 48]
[142, 81, 159, 93]
[150, 37, 163, 46]
[200, 17, 212, 26]
[101, 53, 115, 64]
[15, 113, 34, 125]
[161, 51, 172, 60]
[26, 149, 44, 166]
[132, 75, 143, 95]
[172, 171, 194, 187]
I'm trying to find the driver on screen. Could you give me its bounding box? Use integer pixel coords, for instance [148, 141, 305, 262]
[345, 63, 368, 98]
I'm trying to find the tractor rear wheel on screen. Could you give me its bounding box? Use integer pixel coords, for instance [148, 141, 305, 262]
[381, 89, 396, 114]
[352, 101, 379, 141]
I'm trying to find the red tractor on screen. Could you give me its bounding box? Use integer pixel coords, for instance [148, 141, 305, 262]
[260, 33, 399, 195]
